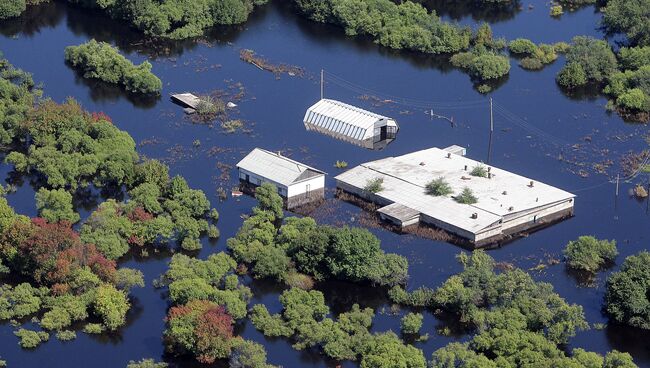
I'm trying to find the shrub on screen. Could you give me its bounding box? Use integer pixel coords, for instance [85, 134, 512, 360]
[605, 251, 650, 329]
[470, 164, 488, 178]
[470, 54, 510, 80]
[426, 177, 453, 196]
[509, 39, 538, 55]
[401, 312, 423, 334]
[55, 330, 76, 341]
[82, 323, 105, 334]
[617, 88, 650, 112]
[364, 178, 384, 193]
[557, 61, 588, 89]
[563, 236, 618, 272]
[455, 187, 478, 204]
[14, 328, 49, 348]
[221, 119, 244, 133]
[335, 160, 348, 168]
[520, 57, 544, 70]
[550, 5, 564, 17]
[127, 359, 168, 368]
[619, 46, 650, 71]
[64, 40, 162, 94]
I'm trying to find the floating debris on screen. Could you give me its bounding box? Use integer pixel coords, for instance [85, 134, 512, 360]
[239, 49, 304, 78]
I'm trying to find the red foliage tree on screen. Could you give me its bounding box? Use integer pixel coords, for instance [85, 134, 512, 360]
[195, 305, 234, 364]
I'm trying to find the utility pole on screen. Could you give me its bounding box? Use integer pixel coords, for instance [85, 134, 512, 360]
[320, 69, 324, 100]
[616, 174, 620, 197]
[489, 97, 494, 133]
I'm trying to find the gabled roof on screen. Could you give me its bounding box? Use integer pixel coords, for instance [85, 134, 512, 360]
[303, 99, 398, 144]
[236, 148, 325, 187]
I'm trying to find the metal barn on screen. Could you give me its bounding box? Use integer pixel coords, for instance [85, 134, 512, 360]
[236, 148, 326, 209]
[303, 99, 399, 149]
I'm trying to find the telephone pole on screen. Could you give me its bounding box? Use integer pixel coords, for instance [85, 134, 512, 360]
[489, 97, 494, 133]
[320, 69, 324, 100]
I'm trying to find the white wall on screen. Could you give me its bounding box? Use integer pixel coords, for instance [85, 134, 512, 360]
[287, 176, 325, 197]
[238, 169, 289, 197]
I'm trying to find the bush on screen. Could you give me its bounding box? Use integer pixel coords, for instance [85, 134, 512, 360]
[509, 38, 538, 55]
[127, 359, 168, 368]
[364, 178, 384, 193]
[470, 54, 510, 80]
[455, 187, 478, 204]
[550, 5, 563, 17]
[400, 312, 423, 334]
[55, 330, 76, 341]
[470, 164, 488, 177]
[605, 251, 650, 329]
[563, 236, 618, 272]
[603, 0, 650, 47]
[617, 88, 650, 111]
[426, 177, 453, 196]
[520, 57, 544, 70]
[83, 323, 105, 334]
[14, 328, 49, 348]
[557, 61, 588, 89]
[65, 40, 162, 94]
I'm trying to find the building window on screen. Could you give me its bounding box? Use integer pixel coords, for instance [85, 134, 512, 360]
[256, 178, 262, 185]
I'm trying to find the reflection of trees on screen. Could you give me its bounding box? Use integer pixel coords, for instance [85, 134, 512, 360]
[67, 67, 159, 109]
[0, 1, 65, 37]
[605, 323, 650, 365]
[413, 0, 521, 24]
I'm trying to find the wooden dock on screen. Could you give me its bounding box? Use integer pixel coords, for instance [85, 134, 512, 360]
[170, 93, 201, 113]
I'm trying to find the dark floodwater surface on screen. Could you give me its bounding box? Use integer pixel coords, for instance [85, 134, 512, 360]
[0, 1, 649, 367]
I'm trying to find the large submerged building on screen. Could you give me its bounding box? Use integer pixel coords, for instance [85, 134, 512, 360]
[335, 146, 575, 246]
[303, 99, 399, 149]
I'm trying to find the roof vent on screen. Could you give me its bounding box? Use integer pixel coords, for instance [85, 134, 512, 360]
[529, 180, 534, 187]
[502, 191, 507, 195]
[419, 162, 426, 166]
[446, 153, 451, 158]
[488, 173, 492, 179]
[464, 165, 467, 171]
[508, 206, 514, 211]
[471, 213, 478, 219]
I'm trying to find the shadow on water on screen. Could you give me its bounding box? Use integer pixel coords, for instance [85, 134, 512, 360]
[0, 1, 65, 38]
[68, 67, 160, 109]
[605, 324, 650, 363]
[414, 0, 522, 23]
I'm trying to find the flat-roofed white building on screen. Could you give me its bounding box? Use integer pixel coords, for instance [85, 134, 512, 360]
[303, 99, 398, 149]
[236, 148, 326, 209]
[335, 146, 575, 246]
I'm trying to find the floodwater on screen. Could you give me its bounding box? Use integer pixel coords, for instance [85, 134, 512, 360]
[0, 1, 649, 367]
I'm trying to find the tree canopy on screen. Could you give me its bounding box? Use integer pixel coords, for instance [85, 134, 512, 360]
[605, 251, 650, 329]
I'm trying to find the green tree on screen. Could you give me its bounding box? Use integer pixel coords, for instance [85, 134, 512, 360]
[563, 236, 618, 272]
[0, 0, 25, 20]
[557, 37, 617, 89]
[603, 0, 650, 47]
[400, 312, 423, 334]
[35, 188, 80, 224]
[92, 284, 130, 331]
[426, 177, 453, 196]
[126, 358, 168, 368]
[255, 182, 284, 220]
[605, 251, 650, 329]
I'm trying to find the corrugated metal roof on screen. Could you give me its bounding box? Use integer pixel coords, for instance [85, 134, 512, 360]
[303, 99, 398, 144]
[335, 147, 575, 234]
[236, 148, 325, 187]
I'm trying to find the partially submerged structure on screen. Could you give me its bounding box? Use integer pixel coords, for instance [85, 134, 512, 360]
[170, 93, 202, 114]
[335, 146, 575, 246]
[236, 148, 326, 209]
[303, 99, 399, 149]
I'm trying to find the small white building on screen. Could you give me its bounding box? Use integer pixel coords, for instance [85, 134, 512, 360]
[303, 99, 399, 149]
[335, 146, 575, 246]
[236, 148, 326, 208]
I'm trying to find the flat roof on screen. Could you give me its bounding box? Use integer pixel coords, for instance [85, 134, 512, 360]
[335, 147, 575, 234]
[237, 148, 325, 187]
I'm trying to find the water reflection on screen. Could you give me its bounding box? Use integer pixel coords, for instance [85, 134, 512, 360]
[416, 0, 521, 23]
[0, 1, 64, 38]
[69, 68, 160, 109]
